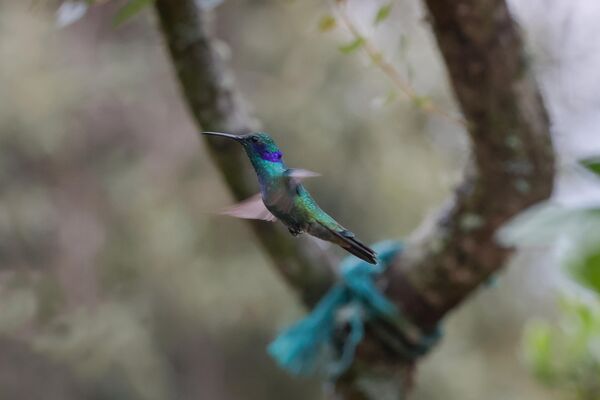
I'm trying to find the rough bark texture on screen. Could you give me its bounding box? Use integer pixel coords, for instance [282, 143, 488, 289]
[386, 0, 555, 330]
[154, 0, 335, 307]
[153, 0, 555, 399]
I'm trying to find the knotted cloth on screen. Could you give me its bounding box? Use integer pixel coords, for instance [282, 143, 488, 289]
[268, 240, 431, 377]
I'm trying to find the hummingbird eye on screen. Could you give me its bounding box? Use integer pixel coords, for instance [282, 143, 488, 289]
[250, 136, 260, 143]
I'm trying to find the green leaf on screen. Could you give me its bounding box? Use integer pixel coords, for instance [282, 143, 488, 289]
[374, 3, 393, 25]
[580, 156, 600, 178]
[523, 322, 555, 383]
[502, 200, 600, 295]
[339, 37, 364, 54]
[318, 15, 337, 32]
[523, 298, 600, 396]
[113, 0, 155, 27]
[568, 246, 600, 295]
[412, 95, 430, 110]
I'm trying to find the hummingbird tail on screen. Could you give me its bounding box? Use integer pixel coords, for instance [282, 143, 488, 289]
[342, 237, 378, 265]
[323, 226, 378, 264]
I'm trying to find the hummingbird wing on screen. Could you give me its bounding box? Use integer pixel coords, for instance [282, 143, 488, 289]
[264, 169, 322, 214]
[285, 169, 321, 181]
[219, 193, 277, 222]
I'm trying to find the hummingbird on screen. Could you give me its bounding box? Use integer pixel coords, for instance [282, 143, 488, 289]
[203, 131, 377, 264]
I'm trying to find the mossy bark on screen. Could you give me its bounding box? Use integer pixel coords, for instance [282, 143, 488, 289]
[387, 0, 554, 330]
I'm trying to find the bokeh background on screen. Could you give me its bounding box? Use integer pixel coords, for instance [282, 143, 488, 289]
[1, 0, 599, 399]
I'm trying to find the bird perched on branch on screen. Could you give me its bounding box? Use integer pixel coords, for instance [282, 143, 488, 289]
[203, 131, 377, 264]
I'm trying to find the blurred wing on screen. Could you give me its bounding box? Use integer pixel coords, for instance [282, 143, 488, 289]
[266, 169, 321, 215]
[286, 168, 321, 184]
[219, 193, 277, 222]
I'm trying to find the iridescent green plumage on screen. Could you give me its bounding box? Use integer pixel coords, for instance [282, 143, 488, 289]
[204, 131, 377, 264]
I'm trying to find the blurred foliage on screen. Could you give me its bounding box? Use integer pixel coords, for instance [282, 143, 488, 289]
[501, 166, 600, 294]
[317, 14, 337, 33]
[113, 0, 155, 26]
[338, 37, 365, 54]
[581, 157, 600, 179]
[524, 299, 600, 400]
[373, 3, 393, 25]
[503, 159, 600, 399]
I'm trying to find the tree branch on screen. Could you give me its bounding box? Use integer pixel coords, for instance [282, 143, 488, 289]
[386, 0, 555, 330]
[153, 0, 335, 307]
[332, 2, 555, 397]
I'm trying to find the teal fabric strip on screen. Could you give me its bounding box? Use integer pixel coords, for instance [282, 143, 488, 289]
[268, 240, 405, 377]
[267, 285, 348, 375]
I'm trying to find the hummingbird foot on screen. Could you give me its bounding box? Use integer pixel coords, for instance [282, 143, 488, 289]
[288, 227, 302, 237]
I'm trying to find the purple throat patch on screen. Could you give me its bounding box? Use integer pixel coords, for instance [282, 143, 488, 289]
[262, 151, 283, 162]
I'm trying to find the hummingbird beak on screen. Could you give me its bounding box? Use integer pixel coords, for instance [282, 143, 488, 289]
[202, 131, 244, 142]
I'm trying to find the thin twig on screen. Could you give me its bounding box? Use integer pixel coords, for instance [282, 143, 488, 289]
[332, 1, 468, 127]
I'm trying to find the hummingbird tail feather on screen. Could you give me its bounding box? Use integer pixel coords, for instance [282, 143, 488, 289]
[341, 237, 378, 265]
[320, 225, 377, 264]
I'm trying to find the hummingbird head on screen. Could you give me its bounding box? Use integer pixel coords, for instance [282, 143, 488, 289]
[203, 131, 284, 163]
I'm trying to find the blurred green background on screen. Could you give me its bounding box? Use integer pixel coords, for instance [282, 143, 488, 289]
[1, 0, 598, 399]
